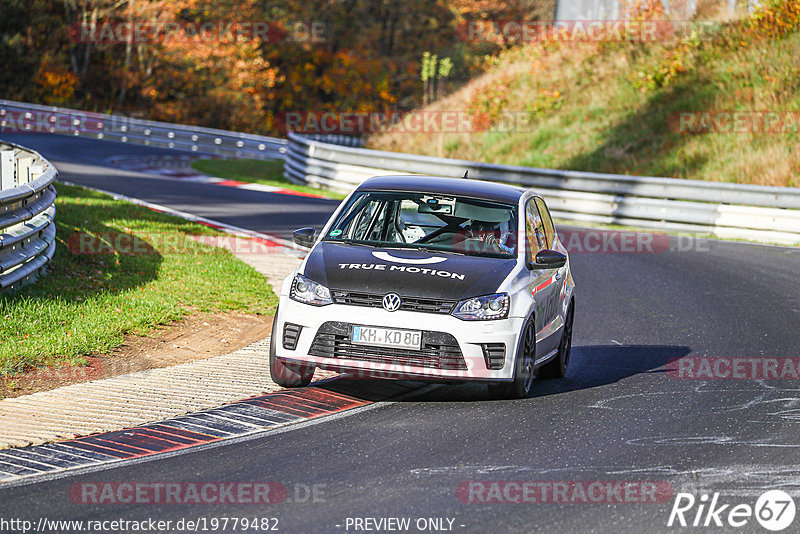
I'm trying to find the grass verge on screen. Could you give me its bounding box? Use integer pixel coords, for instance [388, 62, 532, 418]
[0, 184, 276, 378]
[191, 158, 348, 199]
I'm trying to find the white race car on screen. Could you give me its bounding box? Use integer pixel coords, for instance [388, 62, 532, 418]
[270, 175, 575, 398]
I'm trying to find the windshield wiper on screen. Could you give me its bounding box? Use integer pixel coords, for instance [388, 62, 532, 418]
[335, 240, 503, 258]
[418, 246, 469, 256]
[379, 243, 470, 256]
[331, 238, 371, 247]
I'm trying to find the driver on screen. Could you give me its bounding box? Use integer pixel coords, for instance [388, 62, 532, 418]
[465, 220, 514, 254]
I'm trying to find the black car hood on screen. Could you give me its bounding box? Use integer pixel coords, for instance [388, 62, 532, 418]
[302, 242, 517, 301]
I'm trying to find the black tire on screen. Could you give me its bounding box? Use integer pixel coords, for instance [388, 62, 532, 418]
[269, 310, 314, 388]
[488, 315, 536, 400]
[537, 300, 574, 379]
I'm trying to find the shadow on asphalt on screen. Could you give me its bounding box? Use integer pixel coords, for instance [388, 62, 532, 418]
[316, 344, 691, 403]
[529, 344, 691, 398]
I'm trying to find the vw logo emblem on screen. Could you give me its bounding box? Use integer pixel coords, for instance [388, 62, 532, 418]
[382, 293, 402, 312]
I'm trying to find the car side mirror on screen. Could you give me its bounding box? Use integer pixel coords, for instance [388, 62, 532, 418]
[293, 228, 317, 248]
[530, 249, 567, 269]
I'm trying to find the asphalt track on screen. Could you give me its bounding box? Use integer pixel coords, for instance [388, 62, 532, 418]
[2, 133, 800, 533]
[0, 133, 339, 240]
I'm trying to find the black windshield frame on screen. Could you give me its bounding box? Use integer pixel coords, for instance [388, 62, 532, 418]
[323, 191, 519, 259]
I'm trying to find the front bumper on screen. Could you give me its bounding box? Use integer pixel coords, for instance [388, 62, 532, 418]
[274, 296, 524, 381]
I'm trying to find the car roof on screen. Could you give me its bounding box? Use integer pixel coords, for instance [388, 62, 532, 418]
[356, 175, 528, 204]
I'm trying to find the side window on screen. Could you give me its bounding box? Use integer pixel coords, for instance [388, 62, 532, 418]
[525, 199, 546, 263]
[534, 198, 555, 249]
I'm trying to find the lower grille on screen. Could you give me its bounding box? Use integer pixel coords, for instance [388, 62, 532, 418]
[309, 321, 466, 370]
[481, 343, 506, 370]
[282, 323, 303, 350]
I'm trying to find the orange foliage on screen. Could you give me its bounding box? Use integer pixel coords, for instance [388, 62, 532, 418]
[2, 0, 551, 135]
[34, 57, 79, 104]
[748, 0, 800, 38]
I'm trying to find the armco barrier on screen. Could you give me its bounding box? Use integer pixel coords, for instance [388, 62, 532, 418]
[0, 99, 287, 160]
[285, 132, 800, 245]
[0, 140, 57, 291]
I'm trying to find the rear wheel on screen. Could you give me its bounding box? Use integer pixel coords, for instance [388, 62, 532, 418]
[269, 309, 314, 388]
[488, 316, 536, 400]
[537, 300, 574, 379]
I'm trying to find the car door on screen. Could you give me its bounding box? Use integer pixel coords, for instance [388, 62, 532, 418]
[525, 198, 561, 357]
[535, 196, 570, 322]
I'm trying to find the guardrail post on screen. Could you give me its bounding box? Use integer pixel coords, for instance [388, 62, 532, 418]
[0, 150, 14, 190]
[16, 153, 33, 186]
[29, 164, 45, 181]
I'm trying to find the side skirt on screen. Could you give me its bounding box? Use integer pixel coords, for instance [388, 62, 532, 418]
[534, 348, 559, 367]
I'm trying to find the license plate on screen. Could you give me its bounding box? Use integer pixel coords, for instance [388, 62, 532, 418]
[351, 325, 422, 350]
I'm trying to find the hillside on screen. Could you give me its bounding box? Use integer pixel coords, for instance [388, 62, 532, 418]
[368, 0, 800, 187]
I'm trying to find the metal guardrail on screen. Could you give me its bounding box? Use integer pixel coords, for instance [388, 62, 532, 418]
[0, 99, 288, 160]
[0, 141, 57, 291]
[1, 99, 796, 246]
[285, 132, 800, 245]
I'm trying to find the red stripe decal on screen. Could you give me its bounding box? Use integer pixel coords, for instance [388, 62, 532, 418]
[533, 275, 556, 294]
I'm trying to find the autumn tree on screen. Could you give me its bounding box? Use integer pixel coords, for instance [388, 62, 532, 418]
[0, 0, 554, 133]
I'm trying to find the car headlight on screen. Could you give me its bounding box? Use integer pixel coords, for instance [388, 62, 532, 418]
[451, 293, 509, 321]
[290, 274, 333, 306]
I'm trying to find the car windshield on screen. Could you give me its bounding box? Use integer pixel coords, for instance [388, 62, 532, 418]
[324, 191, 518, 258]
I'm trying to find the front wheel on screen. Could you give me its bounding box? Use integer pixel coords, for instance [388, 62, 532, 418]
[537, 300, 574, 379]
[488, 316, 536, 400]
[269, 310, 314, 388]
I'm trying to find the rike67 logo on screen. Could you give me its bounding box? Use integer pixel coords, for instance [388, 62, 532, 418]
[668, 490, 796, 531]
